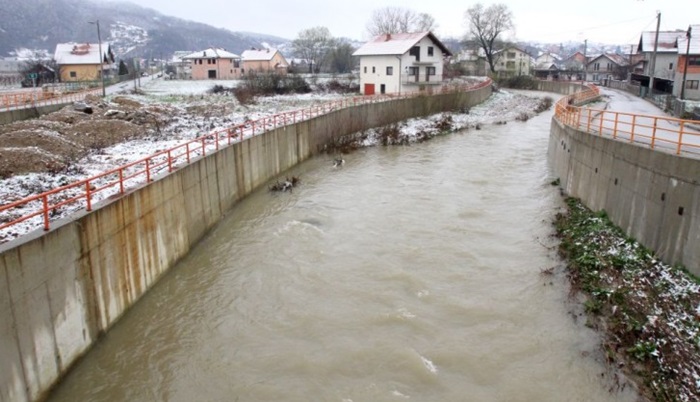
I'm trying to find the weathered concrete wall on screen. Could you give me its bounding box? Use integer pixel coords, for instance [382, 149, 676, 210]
[0, 104, 68, 125]
[0, 84, 492, 402]
[534, 80, 589, 96]
[548, 119, 700, 276]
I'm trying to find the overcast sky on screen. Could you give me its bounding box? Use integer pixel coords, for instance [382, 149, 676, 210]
[103, 0, 697, 45]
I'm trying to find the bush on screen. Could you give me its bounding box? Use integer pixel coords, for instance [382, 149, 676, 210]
[232, 72, 311, 104]
[499, 75, 537, 90]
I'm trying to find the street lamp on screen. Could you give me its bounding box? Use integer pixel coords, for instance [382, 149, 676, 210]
[88, 20, 106, 97]
[680, 27, 692, 101]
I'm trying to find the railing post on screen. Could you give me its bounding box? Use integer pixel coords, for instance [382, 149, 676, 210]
[119, 168, 124, 193]
[85, 181, 92, 211]
[186, 143, 190, 164]
[598, 111, 604, 135]
[167, 150, 173, 172]
[43, 195, 50, 231]
[630, 115, 636, 143]
[201, 137, 206, 156]
[613, 113, 619, 139]
[586, 109, 593, 133]
[146, 159, 151, 182]
[650, 117, 657, 149]
[677, 121, 685, 155]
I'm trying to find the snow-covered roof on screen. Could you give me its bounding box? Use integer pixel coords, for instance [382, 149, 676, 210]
[638, 30, 687, 53]
[587, 53, 628, 67]
[241, 48, 280, 61]
[182, 48, 240, 60]
[677, 25, 700, 55]
[54, 43, 112, 65]
[352, 32, 452, 57]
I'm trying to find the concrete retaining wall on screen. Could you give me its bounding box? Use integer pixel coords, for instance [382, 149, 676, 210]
[0, 84, 491, 402]
[0, 104, 68, 125]
[548, 119, 700, 276]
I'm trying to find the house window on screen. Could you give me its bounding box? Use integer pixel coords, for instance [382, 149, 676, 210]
[507, 52, 516, 59]
[688, 56, 700, 66]
[409, 46, 420, 61]
[408, 66, 419, 76]
[506, 61, 515, 69]
[686, 80, 699, 90]
[386, 66, 393, 75]
[428, 46, 434, 57]
[607, 63, 613, 71]
[69, 71, 76, 78]
[363, 66, 367, 73]
[426, 67, 436, 75]
[669, 62, 673, 70]
[594, 63, 600, 71]
[234, 60, 240, 68]
[372, 66, 375, 73]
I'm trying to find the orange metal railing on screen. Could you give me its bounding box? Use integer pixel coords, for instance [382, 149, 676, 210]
[554, 85, 700, 157]
[0, 87, 103, 112]
[0, 79, 492, 239]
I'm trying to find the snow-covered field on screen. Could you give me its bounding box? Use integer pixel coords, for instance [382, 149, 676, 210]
[0, 79, 545, 243]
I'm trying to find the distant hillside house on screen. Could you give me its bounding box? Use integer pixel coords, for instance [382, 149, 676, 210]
[352, 31, 452, 95]
[182, 48, 242, 80]
[54, 42, 115, 82]
[586, 53, 629, 83]
[241, 48, 288, 74]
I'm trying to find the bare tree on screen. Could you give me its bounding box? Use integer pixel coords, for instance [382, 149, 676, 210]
[464, 3, 514, 74]
[366, 7, 438, 37]
[292, 26, 335, 73]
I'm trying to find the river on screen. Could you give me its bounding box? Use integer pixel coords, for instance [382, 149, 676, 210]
[47, 101, 639, 402]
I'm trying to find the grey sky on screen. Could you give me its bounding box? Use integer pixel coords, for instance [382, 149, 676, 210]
[102, 0, 698, 44]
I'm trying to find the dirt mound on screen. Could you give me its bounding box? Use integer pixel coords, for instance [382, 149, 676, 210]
[40, 106, 95, 125]
[112, 96, 143, 108]
[0, 119, 69, 136]
[0, 147, 67, 177]
[66, 120, 148, 149]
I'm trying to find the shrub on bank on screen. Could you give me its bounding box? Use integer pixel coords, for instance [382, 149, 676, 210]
[498, 75, 538, 90]
[555, 197, 700, 402]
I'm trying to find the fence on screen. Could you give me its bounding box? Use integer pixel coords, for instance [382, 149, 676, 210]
[554, 84, 700, 157]
[0, 86, 103, 112]
[0, 79, 492, 239]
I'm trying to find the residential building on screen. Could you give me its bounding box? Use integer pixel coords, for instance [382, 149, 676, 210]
[53, 42, 115, 82]
[635, 30, 687, 92]
[453, 48, 488, 76]
[169, 51, 193, 79]
[182, 48, 242, 80]
[673, 25, 700, 101]
[586, 53, 629, 83]
[493, 46, 531, 78]
[352, 31, 452, 95]
[241, 48, 289, 74]
[533, 52, 561, 80]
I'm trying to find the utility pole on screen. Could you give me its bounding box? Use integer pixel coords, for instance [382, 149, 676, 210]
[583, 39, 588, 81]
[681, 27, 692, 100]
[89, 20, 106, 97]
[629, 44, 635, 81]
[648, 11, 661, 96]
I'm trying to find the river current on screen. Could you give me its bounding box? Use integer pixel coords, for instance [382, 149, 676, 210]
[47, 102, 639, 402]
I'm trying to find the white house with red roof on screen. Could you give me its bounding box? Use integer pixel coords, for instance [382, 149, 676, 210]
[182, 47, 242, 80]
[54, 42, 115, 82]
[241, 48, 288, 74]
[352, 31, 452, 95]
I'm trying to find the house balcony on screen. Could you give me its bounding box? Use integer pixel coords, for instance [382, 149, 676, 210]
[410, 60, 436, 66]
[402, 74, 444, 85]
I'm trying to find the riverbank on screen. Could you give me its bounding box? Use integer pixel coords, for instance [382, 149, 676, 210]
[554, 197, 700, 402]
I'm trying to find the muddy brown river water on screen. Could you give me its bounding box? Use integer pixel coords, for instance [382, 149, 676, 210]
[47, 105, 640, 402]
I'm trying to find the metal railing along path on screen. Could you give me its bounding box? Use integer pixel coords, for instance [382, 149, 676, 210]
[0, 79, 492, 239]
[1, 87, 103, 112]
[554, 85, 700, 157]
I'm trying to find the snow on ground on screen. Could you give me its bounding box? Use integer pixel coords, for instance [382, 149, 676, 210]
[0, 81, 542, 243]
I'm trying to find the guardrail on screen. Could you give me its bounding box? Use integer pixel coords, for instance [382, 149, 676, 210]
[0, 79, 492, 240]
[0, 87, 102, 112]
[554, 85, 700, 157]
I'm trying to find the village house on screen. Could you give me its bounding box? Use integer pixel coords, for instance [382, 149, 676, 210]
[182, 48, 242, 80]
[674, 25, 700, 101]
[634, 30, 687, 93]
[53, 42, 115, 82]
[492, 46, 531, 78]
[352, 31, 452, 95]
[585, 53, 629, 83]
[240, 48, 289, 74]
[533, 52, 561, 80]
